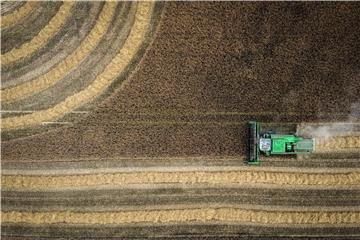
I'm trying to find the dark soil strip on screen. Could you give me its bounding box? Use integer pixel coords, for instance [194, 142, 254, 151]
[2, 188, 360, 211]
[2, 224, 360, 238]
[1, 157, 244, 170]
[2, 156, 360, 170]
[2, 236, 360, 240]
[260, 157, 360, 168]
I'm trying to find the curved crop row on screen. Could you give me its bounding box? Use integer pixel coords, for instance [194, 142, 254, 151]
[1, 2, 74, 66]
[1, 2, 37, 28]
[1, 2, 116, 102]
[1, 2, 154, 130]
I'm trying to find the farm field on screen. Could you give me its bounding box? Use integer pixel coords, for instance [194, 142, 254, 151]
[1, 1, 360, 239]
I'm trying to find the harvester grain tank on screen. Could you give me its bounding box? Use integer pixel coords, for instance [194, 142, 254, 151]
[248, 121, 315, 164]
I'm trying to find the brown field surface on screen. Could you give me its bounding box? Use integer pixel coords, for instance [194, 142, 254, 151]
[1, 1, 360, 239]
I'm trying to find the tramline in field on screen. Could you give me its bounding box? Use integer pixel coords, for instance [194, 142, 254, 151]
[248, 121, 315, 165]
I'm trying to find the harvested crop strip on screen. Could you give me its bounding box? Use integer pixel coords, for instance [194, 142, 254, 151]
[3, 207, 360, 225]
[1, 2, 74, 66]
[1, 2, 115, 102]
[1, 2, 154, 130]
[0, 2, 37, 28]
[3, 169, 360, 191]
[316, 136, 360, 152]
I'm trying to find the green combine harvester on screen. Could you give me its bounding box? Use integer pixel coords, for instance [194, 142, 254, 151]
[248, 121, 315, 164]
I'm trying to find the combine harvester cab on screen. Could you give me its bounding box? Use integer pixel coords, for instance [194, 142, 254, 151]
[248, 121, 315, 165]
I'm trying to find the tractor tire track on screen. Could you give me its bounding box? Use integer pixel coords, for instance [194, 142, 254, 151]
[2, 224, 360, 239]
[3, 188, 360, 211]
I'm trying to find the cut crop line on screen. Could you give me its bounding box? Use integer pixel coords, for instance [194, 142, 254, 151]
[1, 2, 74, 66]
[3, 169, 360, 191]
[1, 2, 114, 101]
[3, 207, 360, 225]
[1, 2, 154, 130]
[0, 2, 37, 28]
